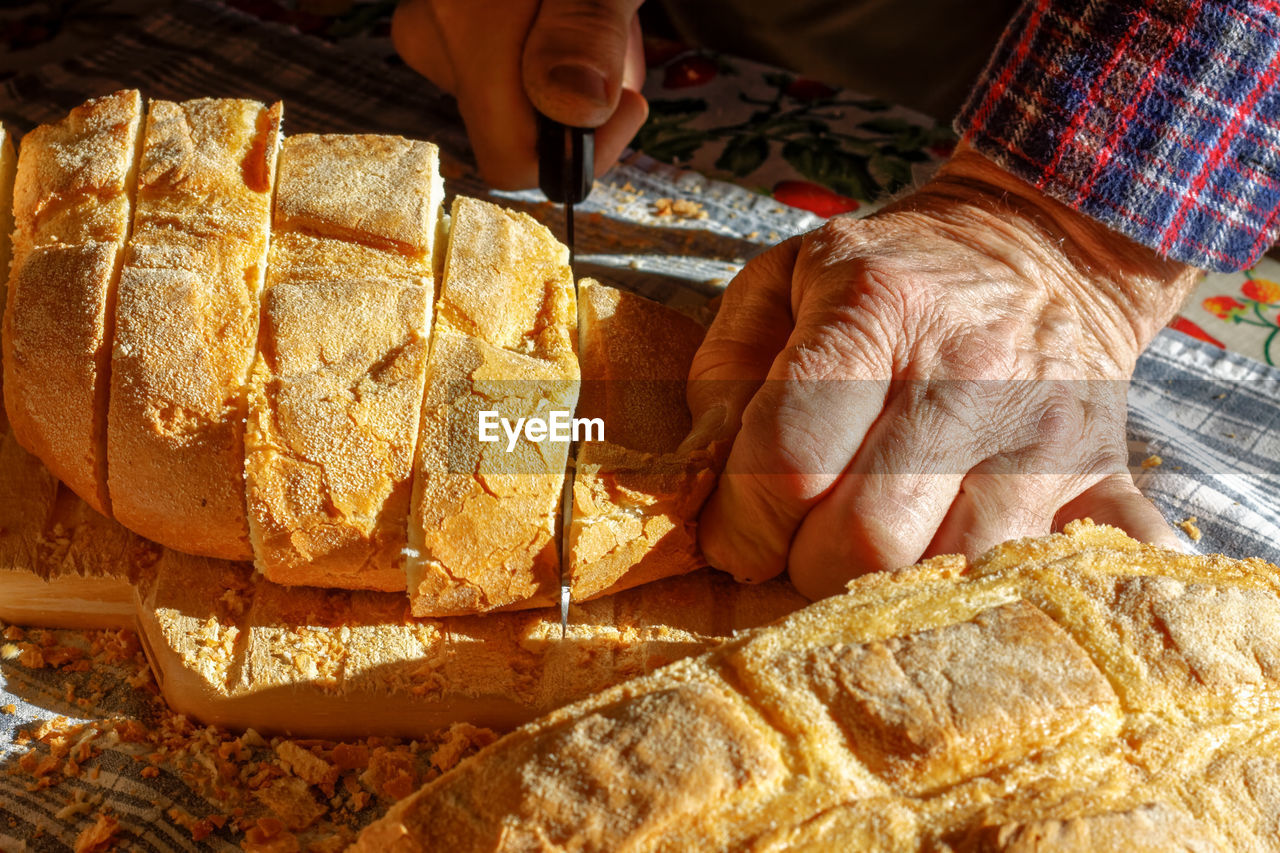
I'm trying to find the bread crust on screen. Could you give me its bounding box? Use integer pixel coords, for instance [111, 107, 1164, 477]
[569, 281, 721, 600]
[355, 523, 1279, 852]
[406, 197, 579, 616]
[244, 134, 442, 591]
[2, 90, 143, 515]
[107, 98, 281, 561]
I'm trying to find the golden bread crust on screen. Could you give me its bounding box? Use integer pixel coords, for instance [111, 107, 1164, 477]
[569, 281, 721, 601]
[244, 134, 441, 591]
[406, 197, 578, 616]
[107, 98, 280, 561]
[2, 90, 143, 515]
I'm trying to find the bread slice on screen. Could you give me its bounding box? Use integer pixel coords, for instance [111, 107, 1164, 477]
[354, 523, 1280, 852]
[2, 90, 144, 515]
[107, 98, 281, 561]
[406, 196, 579, 616]
[244, 134, 442, 591]
[568, 281, 721, 600]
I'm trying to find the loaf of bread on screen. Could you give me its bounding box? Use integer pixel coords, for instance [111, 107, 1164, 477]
[107, 97, 281, 561]
[356, 521, 1280, 851]
[245, 133, 442, 592]
[2, 92, 723, 617]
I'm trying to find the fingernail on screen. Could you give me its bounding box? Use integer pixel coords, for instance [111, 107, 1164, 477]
[547, 63, 609, 108]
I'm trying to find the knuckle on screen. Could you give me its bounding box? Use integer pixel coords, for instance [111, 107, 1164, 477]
[532, 0, 631, 48]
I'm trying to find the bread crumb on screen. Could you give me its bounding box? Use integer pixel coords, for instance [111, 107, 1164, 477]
[4, 625, 497, 848]
[276, 741, 337, 790]
[254, 777, 325, 831]
[73, 813, 120, 853]
[429, 723, 497, 773]
[1179, 516, 1202, 541]
[1, 643, 20, 660]
[1, 704, 15, 714]
[1141, 454, 1163, 468]
[652, 197, 707, 220]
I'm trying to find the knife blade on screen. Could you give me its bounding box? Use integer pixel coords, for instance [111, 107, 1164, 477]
[536, 113, 593, 639]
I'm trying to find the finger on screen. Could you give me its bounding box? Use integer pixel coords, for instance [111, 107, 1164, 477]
[787, 384, 979, 600]
[925, 471, 1070, 561]
[593, 88, 648, 178]
[391, 0, 459, 92]
[522, 0, 645, 127]
[393, 0, 544, 188]
[1054, 472, 1184, 551]
[699, 223, 899, 584]
[680, 237, 801, 453]
[591, 16, 648, 176]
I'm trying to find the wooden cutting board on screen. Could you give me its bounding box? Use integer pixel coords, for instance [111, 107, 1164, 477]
[0, 426, 806, 738]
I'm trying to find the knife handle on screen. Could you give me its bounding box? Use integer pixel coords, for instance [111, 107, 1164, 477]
[536, 113, 594, 204]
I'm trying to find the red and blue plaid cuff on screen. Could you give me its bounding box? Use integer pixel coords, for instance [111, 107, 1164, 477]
[956, 0, 1280, 272]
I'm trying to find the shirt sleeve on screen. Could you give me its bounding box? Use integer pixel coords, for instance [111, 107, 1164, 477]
[954, 0, 1280, 272]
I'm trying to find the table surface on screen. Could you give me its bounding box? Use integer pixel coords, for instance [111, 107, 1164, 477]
[1, 2, 1279, 851]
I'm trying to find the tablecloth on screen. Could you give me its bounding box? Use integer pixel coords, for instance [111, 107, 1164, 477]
[1, 1, 1279, 850]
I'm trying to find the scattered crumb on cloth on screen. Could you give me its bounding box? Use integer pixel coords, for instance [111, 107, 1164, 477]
[1, 620, 498, 851]
[1141, 454, 1163, 468]
[653, 197, 707, 219]
[1179, 516, 1202, 541]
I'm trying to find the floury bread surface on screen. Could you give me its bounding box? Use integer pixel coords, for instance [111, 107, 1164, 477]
[2, 93, 726, 616]
[407, 196, 579, 616]
[355, 522, 1280, 852]
[107, 97, 281, 561]
[2, 90, 143, 516]
[244, 134, 442, 592]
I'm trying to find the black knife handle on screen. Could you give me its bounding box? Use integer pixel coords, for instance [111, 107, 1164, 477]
[536, 113, 594, 204]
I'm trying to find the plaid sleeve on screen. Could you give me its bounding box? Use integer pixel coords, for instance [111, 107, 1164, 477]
[955, 0, 1280, 272]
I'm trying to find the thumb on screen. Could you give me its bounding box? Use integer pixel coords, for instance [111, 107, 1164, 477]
[522, 0, 644, 126]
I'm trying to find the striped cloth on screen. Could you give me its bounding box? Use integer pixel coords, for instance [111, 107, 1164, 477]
[957, 0, 1280, 272]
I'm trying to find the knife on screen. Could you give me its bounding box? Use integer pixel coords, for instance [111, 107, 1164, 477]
[536, 113, 593, 639]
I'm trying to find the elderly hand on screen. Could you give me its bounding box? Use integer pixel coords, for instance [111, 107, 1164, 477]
[391, 0, 649, 189]
[687, 145, 1201, 599]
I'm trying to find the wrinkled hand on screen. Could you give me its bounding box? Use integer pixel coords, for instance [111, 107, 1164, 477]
[392, 0, 649, 188]
[686, 145, 1201, 599]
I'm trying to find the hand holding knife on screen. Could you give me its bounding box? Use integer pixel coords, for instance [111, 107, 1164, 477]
[536, 113, 593, 639]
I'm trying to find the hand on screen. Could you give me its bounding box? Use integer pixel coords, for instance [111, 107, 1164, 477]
[392, 0, 649, 188]
[686, 145, 1201, 599]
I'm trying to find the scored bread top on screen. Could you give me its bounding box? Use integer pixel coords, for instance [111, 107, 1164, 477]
[569, 282, 722, 601]
[244, 133, 443, 591]
[272, 133, 441, 254]
[2, 89, 143, 515]
[355, 522, 1280, 852]
[407, 196, 579, 617]
[107, 98, 281, 561]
